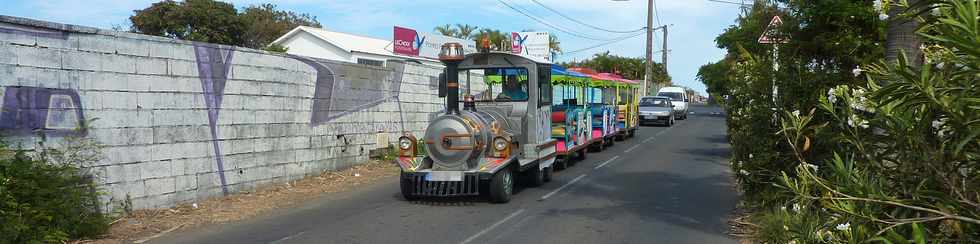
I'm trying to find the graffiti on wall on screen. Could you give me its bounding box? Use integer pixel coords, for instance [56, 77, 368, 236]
[0, 86, 85, 136]
[193, 43, 234, 195]
[293, 56, 407, 125]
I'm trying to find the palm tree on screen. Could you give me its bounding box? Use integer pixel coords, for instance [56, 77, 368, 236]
[548, 34, 562, 60]
[885, 0, 921, 66]
[473, 28, 510, 51]
[454, 24, 479, 39]
[434, 24, 457, 37]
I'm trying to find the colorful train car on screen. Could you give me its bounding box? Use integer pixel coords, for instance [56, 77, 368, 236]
[549, 65, 592, 168]
[569, 67, 618, 151]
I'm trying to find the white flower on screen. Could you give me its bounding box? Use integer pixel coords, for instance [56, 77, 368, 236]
[740, 169, 750, 176]
[781, 206, 787, 211]
[932, 5, 942, 16]
[937, 62, 945, 69]
[792, 110, 801, 117]
[879, 13, 889, 20]
[848, 117, 855, 127]
[860, 120, 870, 129]
[806, 163, 819, 172]
[852, 67, 863, 77]
[828, 88, 837, 103]
[873, 0, 883, 12]
[793, 203, 802, 212]
[836, 222, 851, 231]
[749, 153, 754, 159]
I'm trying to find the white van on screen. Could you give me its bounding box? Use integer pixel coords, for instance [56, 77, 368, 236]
[657, 87, 689, 120]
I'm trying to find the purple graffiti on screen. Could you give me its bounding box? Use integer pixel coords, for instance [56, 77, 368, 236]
[292, 56, 406, 125]
[193, 43, 234, 195]
[0, 86, 85, 136]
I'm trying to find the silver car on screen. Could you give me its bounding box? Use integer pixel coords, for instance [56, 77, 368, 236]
[638, 96, 675, 126]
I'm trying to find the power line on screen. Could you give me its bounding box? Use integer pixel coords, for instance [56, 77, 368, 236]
[528, 0, 646, 34]
[564, 31, 646, 54]
[652, 0, 662, 27]
[706, 0, 753, 6]
[497, 0, 631, 41]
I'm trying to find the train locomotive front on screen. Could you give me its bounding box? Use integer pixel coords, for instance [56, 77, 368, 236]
[395, 43, 557, 203]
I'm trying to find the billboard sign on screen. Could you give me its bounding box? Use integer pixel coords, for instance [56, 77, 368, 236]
[393, 26, 477, 59]
[511, 31, 550, 61]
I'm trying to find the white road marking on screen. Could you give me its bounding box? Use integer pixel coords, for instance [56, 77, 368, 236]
[593, 155, 621, 170]
[539, 174, 587, 201]
[624, 144, 640, 153]
[268, 231, 305, 244]
[460, 209, 526, 244]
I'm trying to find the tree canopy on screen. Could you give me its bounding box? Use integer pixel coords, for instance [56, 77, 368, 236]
[129, 0, 321, 50]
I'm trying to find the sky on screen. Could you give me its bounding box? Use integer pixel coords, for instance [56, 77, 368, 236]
[0, 0, 746, 95]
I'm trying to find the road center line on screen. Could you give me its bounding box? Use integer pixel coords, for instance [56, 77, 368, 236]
[460, 209, 526, 244]
[539, 174, 587, 201]
[593, 155, 621, 170]
[269, 231, 305, 244]
[624, 144, 640, 153]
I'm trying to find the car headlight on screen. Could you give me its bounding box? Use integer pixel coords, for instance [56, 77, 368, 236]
[493, 137, 508, 151]
[398, 137, 413, 150]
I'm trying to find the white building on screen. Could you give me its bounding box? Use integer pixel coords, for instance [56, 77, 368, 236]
[271, 26, 441, 67]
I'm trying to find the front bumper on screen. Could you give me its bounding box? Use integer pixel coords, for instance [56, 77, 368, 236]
[400, 171, 485, 197]
[640, 115, 671, 123]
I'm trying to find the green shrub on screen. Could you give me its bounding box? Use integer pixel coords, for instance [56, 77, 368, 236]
[710, 0, 979, 242]
[0, 137, 110, 243]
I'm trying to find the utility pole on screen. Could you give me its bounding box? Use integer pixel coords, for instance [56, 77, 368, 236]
[644, 0, 654, 96]
[661, 26, 668, 88]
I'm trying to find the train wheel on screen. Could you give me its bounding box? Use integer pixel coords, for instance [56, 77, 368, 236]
[577, 148, 588, 161]
[543, 166, 553, 182]
[524, 166, 545, 187]
[489, 168, 513, 203]
[400, 171, 420, 201]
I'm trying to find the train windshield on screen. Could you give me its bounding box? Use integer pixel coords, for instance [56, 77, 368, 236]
[460, 68, 529, 102]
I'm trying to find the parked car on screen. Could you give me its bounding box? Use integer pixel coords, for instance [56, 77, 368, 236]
[657, 87, 689, 120]
[638, 96, 674, 126]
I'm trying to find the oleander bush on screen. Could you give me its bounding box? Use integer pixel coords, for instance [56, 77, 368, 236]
[705, 0, 979, 242]
[0, 135, 110, 243]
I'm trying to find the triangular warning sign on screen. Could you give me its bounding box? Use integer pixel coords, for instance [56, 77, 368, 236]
[758, 15, 788, 44]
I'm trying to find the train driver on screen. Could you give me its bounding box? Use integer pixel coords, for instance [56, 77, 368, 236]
[497, 75, 528, 101]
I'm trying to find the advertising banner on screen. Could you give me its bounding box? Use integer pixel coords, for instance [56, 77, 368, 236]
[511, 32, 551, 62]
[393, 26, 477, 59]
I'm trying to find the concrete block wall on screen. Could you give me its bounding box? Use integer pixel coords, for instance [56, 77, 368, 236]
[0, 15, 485, 211]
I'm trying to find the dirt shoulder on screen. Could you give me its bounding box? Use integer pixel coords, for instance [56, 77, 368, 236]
[78, 160, 400, 244]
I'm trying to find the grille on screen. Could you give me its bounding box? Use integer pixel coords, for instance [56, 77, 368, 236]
[409, 174, 480, 197]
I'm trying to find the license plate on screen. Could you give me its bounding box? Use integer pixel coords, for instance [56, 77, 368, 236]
[425, 171, 463, 181]
[644, 115, 657, 119]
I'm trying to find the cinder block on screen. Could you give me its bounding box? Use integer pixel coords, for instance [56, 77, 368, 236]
[175, 175, 197, 192]
[115, 37, 148, 56]
[147, 41, 174, 59]
[77, 34, 115, 54]
[62, 50, 101, 71]
[105, 163, 140, 183]
[127, 75, 153, 92]
[124, 181, 147, 199]
[140, 160, 173, 179]
[101, 91, 138, 109]
[16, 45, 61, 69]
[168, 59, 197, 77]
[151, 109, 185, 126]
[136, 57, 167, 75]
[101, 54, 136, 74]
[0, 28, 37, 46]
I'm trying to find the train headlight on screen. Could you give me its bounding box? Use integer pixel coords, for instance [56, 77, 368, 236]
[491, 136, 511, 158]
[398, 135, 417, 157]
[493, 137, 508, 151]
[399, 137, 413, 150]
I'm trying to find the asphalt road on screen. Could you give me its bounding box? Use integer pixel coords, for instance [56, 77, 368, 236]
[153, 105, 739, 244]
